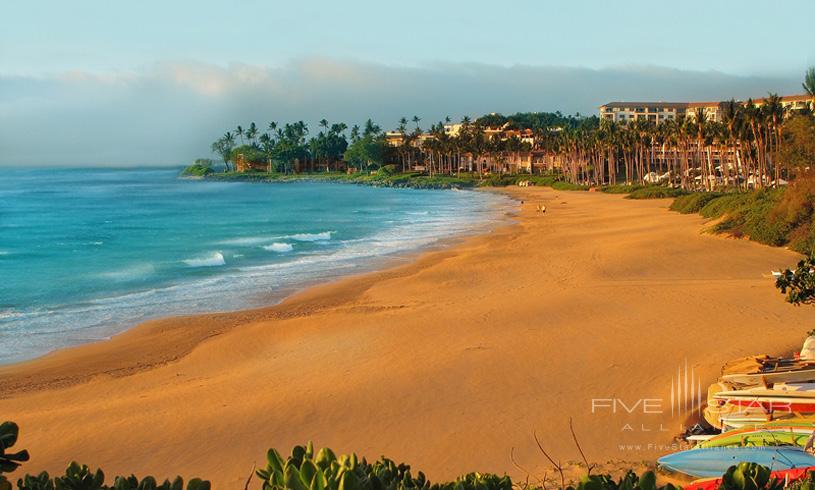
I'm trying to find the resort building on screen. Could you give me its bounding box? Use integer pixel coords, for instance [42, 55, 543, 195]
[384, 131, 404, 147]
[600, 94, 812, 124]
[754, 94, 813, 111]
[685, 101, 724, 122]
[598, 102, 687, 124]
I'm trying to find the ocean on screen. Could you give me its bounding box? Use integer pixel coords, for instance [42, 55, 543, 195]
[0, 168, 513, 364]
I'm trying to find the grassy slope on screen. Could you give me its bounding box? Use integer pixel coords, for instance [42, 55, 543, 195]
[670, 185, 815, 255]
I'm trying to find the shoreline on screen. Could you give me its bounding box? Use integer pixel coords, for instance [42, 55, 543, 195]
[0, 188, 519, 392]
[1, 187, 811, 487]
[0, 179, 516, 367]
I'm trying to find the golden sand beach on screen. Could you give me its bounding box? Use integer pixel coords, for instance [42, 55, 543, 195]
[1, 187, 811, 487]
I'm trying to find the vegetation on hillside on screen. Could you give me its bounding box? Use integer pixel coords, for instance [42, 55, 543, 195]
[669, 178, 815, 254]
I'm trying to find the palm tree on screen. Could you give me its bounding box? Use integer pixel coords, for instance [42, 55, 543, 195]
[235, 125, 245, 144]
[246, 122, 258, 145]
[803, 67, 815, 111]
[763, 94, 785, 184]
[412, 115, 421, 131]
[397, 117, 408, 172]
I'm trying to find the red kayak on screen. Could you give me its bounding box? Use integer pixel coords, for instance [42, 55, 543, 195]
[724, 399, 815, 413]
[685, 466, 815, 490]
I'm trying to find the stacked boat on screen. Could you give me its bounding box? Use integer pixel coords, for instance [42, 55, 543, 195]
[657, 337, 815, 484]
[705, 336, 815, 431]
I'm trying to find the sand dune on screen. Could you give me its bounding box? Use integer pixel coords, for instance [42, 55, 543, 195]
[1, 187, 810, 487]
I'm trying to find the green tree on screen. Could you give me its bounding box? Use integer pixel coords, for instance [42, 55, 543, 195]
[210, 132, 234, 172]
[776, 256, 815, 305]
[344, 122, 385, 172]
[246, 122, 259, 145]
[781, 114, 815, 176]
[273, 121, 309, 173]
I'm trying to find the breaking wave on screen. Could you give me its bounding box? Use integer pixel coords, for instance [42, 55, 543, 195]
[263, 243, 294, 253]
[287, 231, 333, 242]
[183, 252, 225, 267]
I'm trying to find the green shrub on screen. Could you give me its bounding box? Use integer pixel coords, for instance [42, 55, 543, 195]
[0, 422, 29, 490]
[551, 181, 589, 191]
[529, 176, 557, 186]
[436, 473, 512, 490]
[600, 184, 645, 194]
[710, 190, 788, 246]
[256, 442, 430, 490]
[13, 463, 210, 490]
[720, 462, 784, 490]
[2, 421, 208, 490]
[569, 470, 676, 490]
[376, 165, 397, 177]
[180, 162, 214, 177]
[668, 185, 815, 252]
[477, 175, 516, 187]
[625, 187, 685, 200]
[669, 193, 724, 214]
[698, 193, 747, 218]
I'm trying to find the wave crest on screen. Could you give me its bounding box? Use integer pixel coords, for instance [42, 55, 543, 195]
[99, 263, 156, 281]
[263, 243, 294, 253]
[183, 252, 225, 267]
[288, 231, 333, 242]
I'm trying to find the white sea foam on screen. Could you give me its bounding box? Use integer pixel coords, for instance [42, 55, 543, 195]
[183, 252, 226, 267]
[287, 231, 333, 242]
[219, 236, 276, 246]
[263, 243, 294, 253]
[0, 308, 23, 320]
[99, 263, 156, 281]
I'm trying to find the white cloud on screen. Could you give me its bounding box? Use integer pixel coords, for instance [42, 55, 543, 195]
[0, 59, 802, 166]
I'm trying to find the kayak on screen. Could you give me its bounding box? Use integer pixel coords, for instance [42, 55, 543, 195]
[721, 398, 815, 413]
[714, 383, 815, 400]
[657, 447, 815, 478]
[684, 466, 815, 490]
[722, 366, 815, 387]
[712, 384, 815, 417]
[714, 409, 804, 430]
[718, 338, 815, 388]
[696, 428, 813, 448]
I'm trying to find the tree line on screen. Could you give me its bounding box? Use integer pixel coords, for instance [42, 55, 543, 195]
[208, 68, 815, 190]
[208, 111, 596, 175]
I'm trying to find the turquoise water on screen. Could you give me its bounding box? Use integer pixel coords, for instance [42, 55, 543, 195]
[0, 168, 513, 363]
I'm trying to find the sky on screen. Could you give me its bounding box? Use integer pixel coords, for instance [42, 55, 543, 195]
[1, 0, 814, 166]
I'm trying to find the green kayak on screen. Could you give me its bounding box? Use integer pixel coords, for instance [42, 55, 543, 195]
[698, 429, 813, 448]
